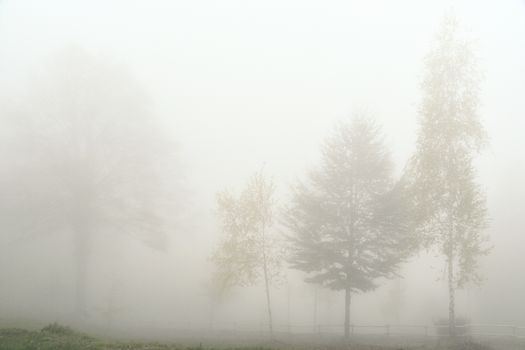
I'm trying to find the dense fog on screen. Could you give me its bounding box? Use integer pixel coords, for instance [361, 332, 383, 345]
[1, 0, 524, 341]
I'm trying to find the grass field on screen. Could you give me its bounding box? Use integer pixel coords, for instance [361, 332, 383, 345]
[0, 323, 498, 350]
[0, 323, 196, 350]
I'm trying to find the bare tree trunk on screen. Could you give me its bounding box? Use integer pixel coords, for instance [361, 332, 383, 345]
[313, 286, 318, 331]
[209, 299, 215, 331]
[263, 261, 273, 337]
[286, 282, 291, 334]
[448, 249, 456, 337]
[74, 224, 91, 321]
[260, 208, 273, 338]
[344, 287, 351, 341]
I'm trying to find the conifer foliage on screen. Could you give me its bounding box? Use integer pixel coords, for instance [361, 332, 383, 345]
[285, 118, 414, 340]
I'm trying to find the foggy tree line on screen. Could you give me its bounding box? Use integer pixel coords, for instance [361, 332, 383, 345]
[211, 16, 490, 339]
[0, 12, 490, 340]
[0, 48, 182, 320]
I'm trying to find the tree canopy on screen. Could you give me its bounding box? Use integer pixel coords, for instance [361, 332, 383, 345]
[211, 170, 283, 335]
[0, 47, 183, 318]
[285, 118, 414, 339]
[406, 15, 490, 335]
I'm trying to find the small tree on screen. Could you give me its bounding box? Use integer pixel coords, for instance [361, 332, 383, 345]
[285, 118, 414, 340]
[407, 15, 490, 336]
[211, 171, 282, 336]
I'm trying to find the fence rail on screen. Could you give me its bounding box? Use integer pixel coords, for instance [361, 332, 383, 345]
[208, 322, 525, 340]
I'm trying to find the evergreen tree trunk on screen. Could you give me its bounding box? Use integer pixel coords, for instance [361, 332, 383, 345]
[209, 298, 215, 331]
[344, 287, 351, 340]
[448, 249, 456, 337]
[313, 286, 318, 330]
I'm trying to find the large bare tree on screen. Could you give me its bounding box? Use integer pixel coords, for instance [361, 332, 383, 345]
[0, 48, 182, 320]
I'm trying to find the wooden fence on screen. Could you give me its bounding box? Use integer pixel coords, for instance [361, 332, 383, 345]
[209, 322, 525, 340]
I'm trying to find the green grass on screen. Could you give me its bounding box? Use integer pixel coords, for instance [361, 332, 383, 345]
[0, 326, 96, 350]
[0, 323, 186, 350]
[0, 323, 497, 350]
[0, 324, 280, 350]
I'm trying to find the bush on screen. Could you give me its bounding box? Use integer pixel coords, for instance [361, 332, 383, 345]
[40, 322, 75, 336]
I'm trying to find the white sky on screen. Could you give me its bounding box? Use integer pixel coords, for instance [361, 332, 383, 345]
[1, 1, 524, 188]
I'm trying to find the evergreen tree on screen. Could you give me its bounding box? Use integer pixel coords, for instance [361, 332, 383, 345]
[285, 118, 413, 340]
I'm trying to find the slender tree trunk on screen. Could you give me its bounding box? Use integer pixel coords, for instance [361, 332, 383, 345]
[260, 212, 273, 338]
[74, 224, 91, 321]
[263, 261, 273, 337]
[344, 287, 351, 341]
[209, 298, 215, 331]
[313, 286, 318, 331]
[448, 246, 456, 337]
[287, 283, 291, 334]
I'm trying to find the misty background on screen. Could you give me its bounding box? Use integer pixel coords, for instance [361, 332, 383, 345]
[0, 0, 524, 335]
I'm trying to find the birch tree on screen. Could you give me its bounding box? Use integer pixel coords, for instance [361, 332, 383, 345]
[211, 171, 282, 336]
[407, 15, 490, 336]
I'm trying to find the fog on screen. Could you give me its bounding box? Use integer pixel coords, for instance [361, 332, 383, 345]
[1, 0, 525, 342]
